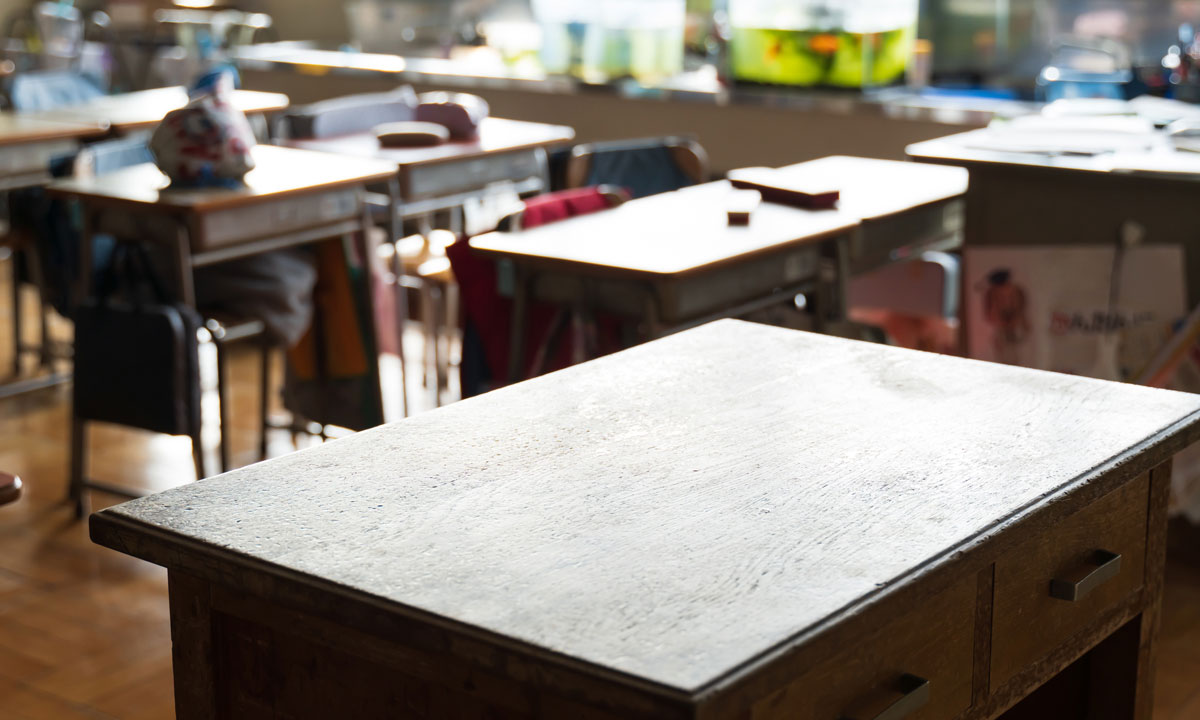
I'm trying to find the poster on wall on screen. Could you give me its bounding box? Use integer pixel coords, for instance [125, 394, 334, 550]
[964, 245, 1187, 382]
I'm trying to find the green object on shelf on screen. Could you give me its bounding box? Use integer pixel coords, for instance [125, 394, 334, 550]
[730, 25, 915, 87]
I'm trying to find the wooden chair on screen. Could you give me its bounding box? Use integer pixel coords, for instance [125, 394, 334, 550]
[564, 136, 709, 198]
[0, 471, 21, 506]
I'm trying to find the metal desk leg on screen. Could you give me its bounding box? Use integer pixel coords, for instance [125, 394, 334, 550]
[830, 233, 852, 325]
[356, 206, 386, 426]
[174, 223, 205, 481]
[67, 209, 96, 515]
[69, 416, 87, 518]
[9, 251, 21, 378]
[387, 177, 409, 417]
[642, 287, 664, 341]
[507, 265, 530, 385]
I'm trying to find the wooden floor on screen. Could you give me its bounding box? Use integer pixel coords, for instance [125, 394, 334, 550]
[1, 270, 1200, 718]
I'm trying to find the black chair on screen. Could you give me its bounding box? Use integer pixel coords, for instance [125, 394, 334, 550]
[564, 136, 709, 199]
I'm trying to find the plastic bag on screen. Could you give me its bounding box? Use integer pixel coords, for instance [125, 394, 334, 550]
[150, 68, 256, 188]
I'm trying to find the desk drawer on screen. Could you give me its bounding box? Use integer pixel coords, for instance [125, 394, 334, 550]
[195, 189, 361, 252]
[752, 575, 975, 720]
[990, 474, 1149, 689]
[404, 149, 543, 200]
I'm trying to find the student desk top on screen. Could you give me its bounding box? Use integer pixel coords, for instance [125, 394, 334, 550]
[285, 117, 575, 220]
[0, 114, 108, 191]
[29, 86, 290, 134]
[92, 319, 1199, 719]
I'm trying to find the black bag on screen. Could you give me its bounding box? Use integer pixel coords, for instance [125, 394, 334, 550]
[73, 244, 203, 437]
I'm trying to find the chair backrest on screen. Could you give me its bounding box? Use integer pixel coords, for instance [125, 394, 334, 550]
[72, 136, 154, 177]
[848, 251, 961, 319]
[497, 185, 629, 232]
[4, 69, 103, 112]
[273, 86, 418, 140]
[565, 136, 709, 199]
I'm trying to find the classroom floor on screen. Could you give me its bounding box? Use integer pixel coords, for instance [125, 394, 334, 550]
[1, 271, 1200, 719]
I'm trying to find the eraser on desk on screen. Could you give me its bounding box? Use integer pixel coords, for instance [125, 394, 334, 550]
[727, 166, 840, 209]
[375, 121, 450, 147]
[726, 189, 761, 225]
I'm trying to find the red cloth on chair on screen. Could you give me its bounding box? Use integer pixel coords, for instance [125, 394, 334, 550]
[447, 187, 621, 389]
[520, 187, 614, 229]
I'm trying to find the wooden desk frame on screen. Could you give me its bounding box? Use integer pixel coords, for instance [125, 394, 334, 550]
[89, 417, 1189, 719]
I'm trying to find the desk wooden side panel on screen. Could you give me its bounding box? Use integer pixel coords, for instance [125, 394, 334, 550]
[960, 167, 1200, 308]
[164, 569, 693, 720]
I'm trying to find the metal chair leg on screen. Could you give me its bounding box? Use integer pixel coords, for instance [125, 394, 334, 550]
[215, 340, 232, 474]
[259, 343, 270, 462]
[69, 416, 87, 518]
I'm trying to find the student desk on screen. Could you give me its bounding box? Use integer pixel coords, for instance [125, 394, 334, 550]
[0, 114, 108, 191]
[470, 156, 966, 381]
[91, 319, 1200, 719]
[906, 129, 1200, 307]
[30, 86, 290, 135]
[284, 117, 575, 224]
[49, 145, 398, 510]
[0, 115, 109, 398]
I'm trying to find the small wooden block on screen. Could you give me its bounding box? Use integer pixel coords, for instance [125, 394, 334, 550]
[728, 166, 840, 209]
[726, 189, 761, 225]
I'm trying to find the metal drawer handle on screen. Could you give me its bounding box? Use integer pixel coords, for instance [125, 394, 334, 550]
[1049, 550, 1122, 602]
[840, 674, 930, 720]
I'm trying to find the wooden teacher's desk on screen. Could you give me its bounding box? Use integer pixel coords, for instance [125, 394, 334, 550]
[906, 129, 1200, 306]
[285, 117, 575, 223]
[471, 156, 966, 381]
[92, 320, 1198, 719]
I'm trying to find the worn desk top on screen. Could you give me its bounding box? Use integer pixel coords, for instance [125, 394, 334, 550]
[470, 156, 965, 278]
[91, 320, 1200, 694]
[47, 144, 397, 213]
[470, 180, 857, 278]
[28, 86, 290, 133]
[284, 117, 574, 169]
[908, 128, 1200, 180]
[0, 114, 108, 147]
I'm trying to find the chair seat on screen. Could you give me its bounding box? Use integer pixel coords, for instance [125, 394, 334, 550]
[0, 472, 22, 506]
[416, 256, 453, 284]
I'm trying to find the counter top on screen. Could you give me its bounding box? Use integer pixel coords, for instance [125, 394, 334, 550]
[234, 42, 1037, 127]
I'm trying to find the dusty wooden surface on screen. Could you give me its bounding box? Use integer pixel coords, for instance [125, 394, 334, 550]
[285, 117, 574, 168]
[46, 145, 396, 213]
[91, 320, 1200, 694]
